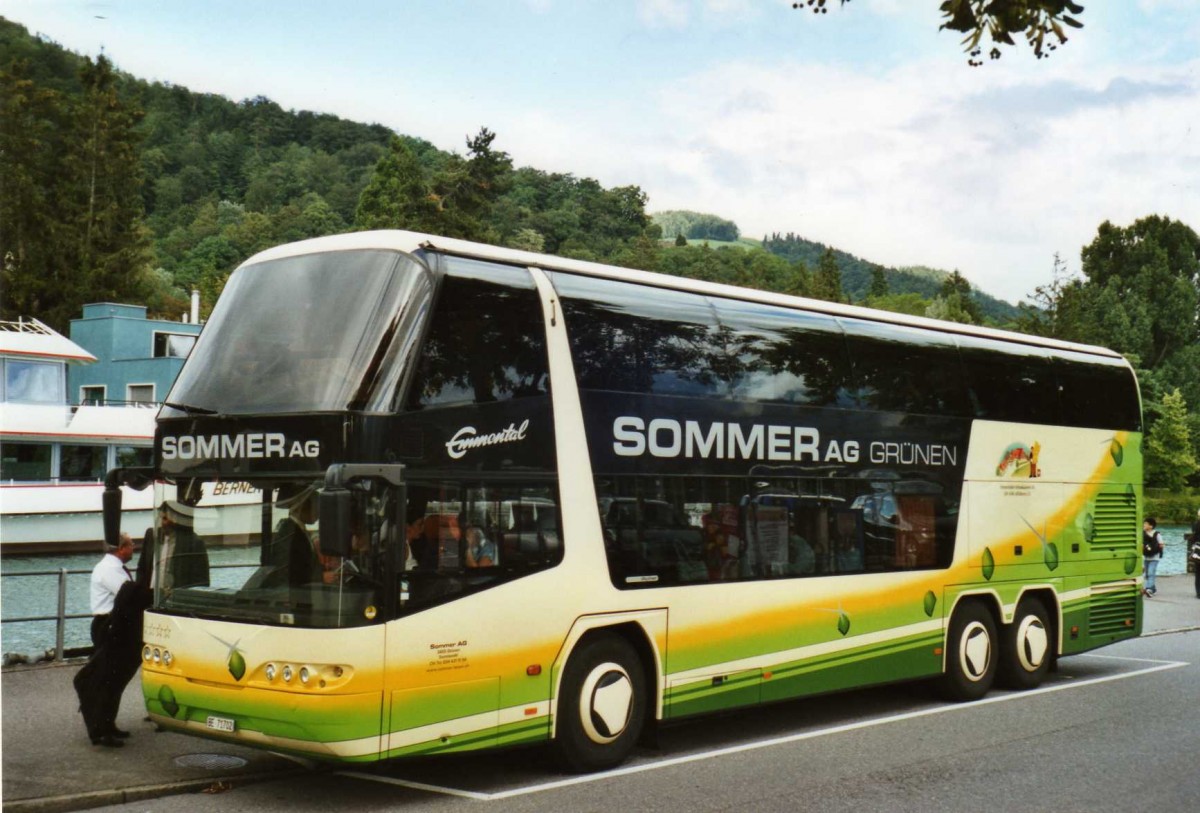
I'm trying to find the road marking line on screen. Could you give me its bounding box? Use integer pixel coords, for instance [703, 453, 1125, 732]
[336, 772, 493, 801]
[339, 658, 1190, 802]
[1077, 652, 1186, 665]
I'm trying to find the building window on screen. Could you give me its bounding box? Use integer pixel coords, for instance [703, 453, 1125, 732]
[80, 385, 106, 406]
[153, 332, 196, 358]
[0, 442, 53, 481]
[127, 384, 155, 404]
[3, 359, 65, 403]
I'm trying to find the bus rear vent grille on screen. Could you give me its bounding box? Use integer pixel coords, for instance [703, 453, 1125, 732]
[1089, 586, 1139, 636]
[1091, 492, 1138, 551]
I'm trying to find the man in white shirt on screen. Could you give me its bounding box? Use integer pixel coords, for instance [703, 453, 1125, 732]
[89, 533, 134, 647]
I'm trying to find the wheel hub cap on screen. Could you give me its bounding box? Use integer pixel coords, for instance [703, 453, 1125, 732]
[1016, 616, 1049, 672]
[580, 662, 633, 744]
[961, 621, 992, 681]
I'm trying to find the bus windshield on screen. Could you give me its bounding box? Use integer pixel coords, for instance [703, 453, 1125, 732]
[148, 479, 395, 629]
[167, 249, 431, 414]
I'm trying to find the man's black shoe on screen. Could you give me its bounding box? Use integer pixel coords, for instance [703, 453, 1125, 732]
[109, 728, 131, 738]
[91, 735, 124, 748]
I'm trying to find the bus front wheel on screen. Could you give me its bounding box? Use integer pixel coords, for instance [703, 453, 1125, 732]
[553, 633, 648, 773]
[998, 596, 1053, 690]
[938, 601, 997, 701]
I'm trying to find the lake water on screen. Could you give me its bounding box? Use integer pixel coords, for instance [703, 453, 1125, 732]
[1, 525, 1193, 659]
[1, 546, 260, 660]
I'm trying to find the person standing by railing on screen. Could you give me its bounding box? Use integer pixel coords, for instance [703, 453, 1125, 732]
[1142, 518, 1164, 598]
[87, 533, 133, 647]
[1189, 508, 1200, 599]
[74, 533, 152, 748]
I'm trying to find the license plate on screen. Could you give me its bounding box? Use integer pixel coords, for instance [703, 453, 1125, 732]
[206, 715, 236, 733]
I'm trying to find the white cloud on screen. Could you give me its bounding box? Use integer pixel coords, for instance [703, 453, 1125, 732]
[492, 52, 1200, 303]
[636, 0, 691, 29]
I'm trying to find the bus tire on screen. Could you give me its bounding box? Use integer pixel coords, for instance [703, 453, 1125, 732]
[998, 596, 1052, 690]
[553, 633, 647, 773]
[938, 601, 997, 702]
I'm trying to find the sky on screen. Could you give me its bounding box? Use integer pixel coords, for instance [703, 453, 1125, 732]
[3, 0, 1199, 304]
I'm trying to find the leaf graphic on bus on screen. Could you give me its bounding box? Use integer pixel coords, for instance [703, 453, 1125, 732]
[1022, 516, 1058, 572]
[1123, 551, 1137, 575]
[207, 632, 246, 682]
[158, 685, 179, 717]
[1043, 542, 1059, 571]
[1083, 513, 1095, 543]
[1109, 438, 1124, 466]
[923, 590, 937, 617]
[228, 650, 246, 682]
[837, 612, 851, 636]
[981, 547, 995, 581]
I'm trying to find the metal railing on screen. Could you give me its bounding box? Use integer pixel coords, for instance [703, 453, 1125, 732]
[1, 563, 252, 664]
[1, 567, 92, 663]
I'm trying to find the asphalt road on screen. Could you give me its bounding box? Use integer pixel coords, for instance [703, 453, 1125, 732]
[80, 628, 1199, 813]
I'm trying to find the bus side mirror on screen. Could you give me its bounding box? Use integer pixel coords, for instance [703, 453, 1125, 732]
[319, 488, 353, 558]
[102, 486, 123, 547]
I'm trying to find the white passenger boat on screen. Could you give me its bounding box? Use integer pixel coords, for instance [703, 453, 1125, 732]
[0, 318, 157, 553]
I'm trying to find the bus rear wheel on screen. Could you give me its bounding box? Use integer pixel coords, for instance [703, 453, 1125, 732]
[553, 633, 647, 773]
[938, 601, 997, 701]
[998, 596, 1053, 690]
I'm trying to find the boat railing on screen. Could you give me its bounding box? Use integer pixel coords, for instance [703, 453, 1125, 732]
[0, 563, 250, 665]
[74, 398, 161, 409]
[0, 317, 56, 335]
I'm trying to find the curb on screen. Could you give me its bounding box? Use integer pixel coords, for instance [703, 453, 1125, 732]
[1, 769, 303, 813]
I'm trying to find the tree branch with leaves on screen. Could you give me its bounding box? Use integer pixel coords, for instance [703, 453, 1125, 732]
[794, 0, 1085, 64]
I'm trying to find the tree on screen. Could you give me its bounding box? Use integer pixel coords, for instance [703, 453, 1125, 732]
[794, 0, 1085, 63]
[935, 270, 982, 324]
[1017, 252, 1077, 338]
[810, 248, 846, 303]
[356, 128, 513, 241]
[69, 56, 153, 309]
[427, 127, 513, 241]
[868, 265, 889, 299]
[1144, 389, 1197, 492]
[0, 54, 150, 331]
[353, 135, 437, 231]
[1079, 216, 1199, 369]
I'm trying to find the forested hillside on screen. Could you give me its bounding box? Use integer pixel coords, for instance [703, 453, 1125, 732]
[1, 18, 1196, 487]
[1, 18, 1022, 332]
[761, 233, 1021, 322]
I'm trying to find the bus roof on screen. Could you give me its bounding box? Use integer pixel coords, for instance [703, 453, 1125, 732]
[242, 230, 1124, 361]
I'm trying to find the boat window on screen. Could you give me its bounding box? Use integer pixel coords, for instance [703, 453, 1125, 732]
[60, 445, 107, 481]
[0, 442, 53, 481]
[3, 359, 64, 404]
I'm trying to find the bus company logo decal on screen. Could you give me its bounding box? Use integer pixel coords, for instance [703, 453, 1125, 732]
[445, 420, 530, 460]
[611, 416, 960, 467]
[996, 441, 1041, 478]
[162, 433, 320, 461]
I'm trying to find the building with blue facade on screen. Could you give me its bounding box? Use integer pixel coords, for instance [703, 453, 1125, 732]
[68, 302, 202, 406]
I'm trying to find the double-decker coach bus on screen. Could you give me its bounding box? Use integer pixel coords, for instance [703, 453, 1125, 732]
[104, 230, 1143, 771]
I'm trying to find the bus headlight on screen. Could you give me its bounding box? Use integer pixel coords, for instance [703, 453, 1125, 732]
[162, 650, 173, 667]
[143, 646, 152, 662]
[282, 664, 293, 683]
[265, 663, 277, 681]
[153, 648, 161, 664]
[299, 666, 311, 684]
